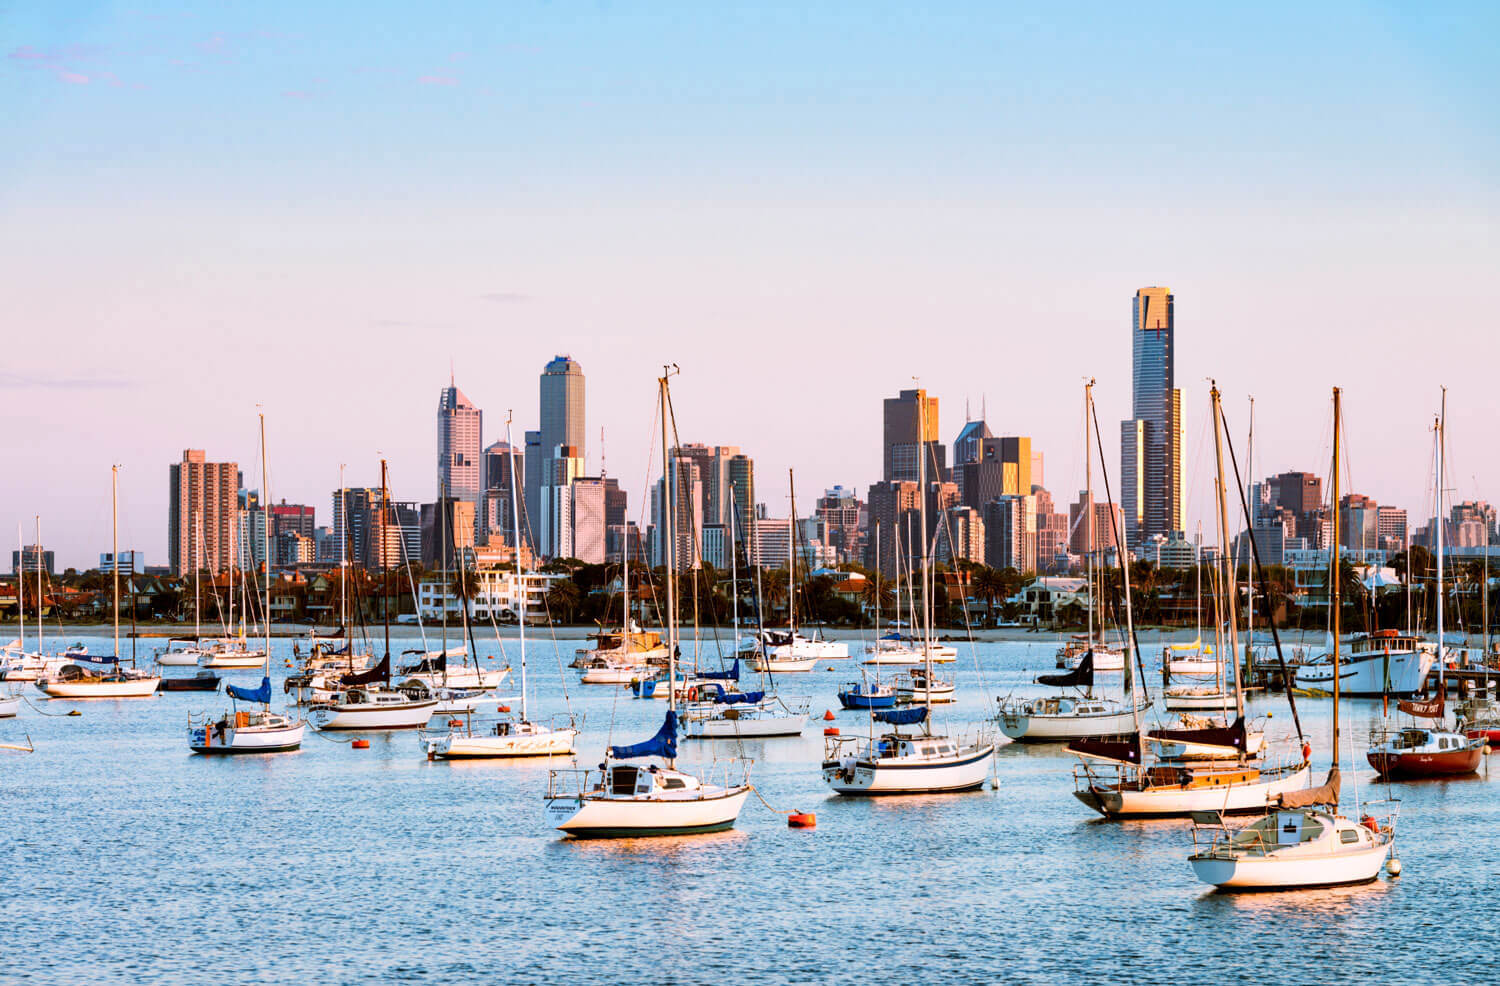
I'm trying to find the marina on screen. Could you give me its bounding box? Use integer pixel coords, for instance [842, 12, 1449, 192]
[3, 626, 1497, 982]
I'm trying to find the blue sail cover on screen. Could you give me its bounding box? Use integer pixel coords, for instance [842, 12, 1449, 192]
[610, 710, 678, 760]
[696, 658, 740, 682]
[875, 706, 928, 726]
[226, 675, 272, 704]
[713, 689, 765, 705]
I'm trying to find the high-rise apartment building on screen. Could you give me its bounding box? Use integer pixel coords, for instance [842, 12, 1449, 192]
[959, 436, 1033, 510]
[651, 454, 703, 570]
[437, 382, 482, 523]
[984, 494, 1037, 573]
[1120, 287, 1184, 551]
[864, 480, 920, 577]
[1267, 471, 1323, 541]
[817, 486, 862, 562]
[936, 505, 985, 566]
[522, 429, 543, 550]
[539, 445, 585, 560]
[1068, 491, 1124, 557]
[1341, 494, 1380, 554]
[269, 501, 316, 546]
[1032, 486, 1069, 572]
[12, 545, 54, 575]
[168, 449, 240, 575]
[569, 476, 608, 565]
[727, 454, 756, 557]
[1375, 505, 1407, 552]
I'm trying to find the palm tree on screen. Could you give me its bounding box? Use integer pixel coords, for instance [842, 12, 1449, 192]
[971, 566, 1005, 627]
[759, 568, 788, 619]
[859, 575, 894, 621]
[545, 579, 582, 625]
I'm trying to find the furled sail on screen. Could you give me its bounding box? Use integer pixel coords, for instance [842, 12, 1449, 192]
[874, 705, 928, 726]
[1037, 650, 1093, 689]
[1277, 766, 1340, 809]
[712, 689, 765, 705]
[696, 658, 740, 682]
[1068, 734, 1142, 765]
[341, 654, 390, 686]
[1148, 715, 1246, 752]
[610, 710, 678, 760]
[226, 675, 272, 704]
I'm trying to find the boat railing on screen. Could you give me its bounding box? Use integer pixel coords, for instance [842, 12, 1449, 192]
[545, 768, 598, 799]
[706, 756, 754, 789]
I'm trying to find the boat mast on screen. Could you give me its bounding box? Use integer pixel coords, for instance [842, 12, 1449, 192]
[338, 464, 347, 639]
[194, 513, 202, 641]
[228, 492, 236, 643]
[1436, 390, 1446, 705]
[1210, 384, 1244, 727]
[260, 412, 272, 690]
[787, 468, 797, 633]
[381, 457, 391, 684]
[111, 467, 119, 660]
[16, 523, 23, 655]
[506, 412, 529, 723]
[917, 381, 932, 733]
[1331, 387, 1343, 769]
[1084, 380, 1095, 652]
[36, 516, 42, 657]
[873, 520, 881, 644]
[1246, 395, 1255, 671]
[660, 368, 678, 763]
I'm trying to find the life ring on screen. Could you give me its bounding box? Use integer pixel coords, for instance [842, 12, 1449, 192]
[687, 685, 700, 702]
[1301, 742, 1312, 762]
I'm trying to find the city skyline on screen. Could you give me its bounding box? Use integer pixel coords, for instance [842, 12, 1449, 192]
[4, 4, 1497, 567]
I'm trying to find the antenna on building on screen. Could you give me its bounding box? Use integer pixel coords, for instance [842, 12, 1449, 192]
[600, 426, 607, 478]
[449, 358, 455, 388]
[982, 393, 987, 423]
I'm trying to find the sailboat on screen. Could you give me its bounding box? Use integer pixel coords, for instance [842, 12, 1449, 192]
[682, 504, 809, 739]
[424, 413, 578, 759]
[307, 459, 440, 730]
[1189, 387, 1398, 890]
[36, 468, 160, 699]
[1, 520, 76, 683]
[197, 507, 268, 670]
[823, 385, 994, 794]
[863, 523, 956, 665]
[1367, 394, 1484, 778]
[1071, 383, 1307, 818]
[746, 471, 848, 672]
[999, 382, 1145, 742]
[544, 367, 752, 837]
[576, 528, 665, 683]
[841, 524, 898, 708]
[188, 416, 304, 753]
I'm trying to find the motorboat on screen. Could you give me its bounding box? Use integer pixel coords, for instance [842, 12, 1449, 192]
[1056, 635, 1125, 671]
[1292, 630, 1435, 696]
[156, 637, 211, 667]
[744, 628, 847, 672]
[424, 714, 577, 759]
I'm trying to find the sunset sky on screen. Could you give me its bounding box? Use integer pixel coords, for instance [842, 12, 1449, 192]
[4, 1, 1497, 568]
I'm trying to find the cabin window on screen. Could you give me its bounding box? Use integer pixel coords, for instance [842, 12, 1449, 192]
[1340, 830, 1360, 844]
[660, 777, 687, 790]
[610, 766, 638, 794]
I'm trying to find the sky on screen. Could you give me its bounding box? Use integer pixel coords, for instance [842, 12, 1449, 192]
[2, 1, 1497, 569]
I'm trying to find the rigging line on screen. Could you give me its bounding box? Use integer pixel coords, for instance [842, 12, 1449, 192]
[1218, 399, 1305, 750]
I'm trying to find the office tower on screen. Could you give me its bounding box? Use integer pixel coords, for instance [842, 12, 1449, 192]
[482, 439, 522, 539]
[437, 381, 483, 524]
[959, 436, 1033, 510]
[13, 545, 54, 575]
[883, 388, 944, 483]
[1376, 506, 1408, 552]
[539, 444, 585, 559]
[367, 495, 421, 570]
[1267, 471, 1324, 541]
[570, 477, 607, 565]
[168, 449, 240, 575]
[274, 531, 314, 566]
[483, 440, 521, 496]
[421, 498, 477, 569]
[313, 526, 338, 563]
[1068, 491, 1124, 557]
[1032, 487, 1069, 572]
[237, 489, 268, 570]
[98, 550, 139, 574]
[817, 486, 862, 563]
[651, 454, 703, 570]
[727, 454, 756, 558]
[540, 355, 586, 458]
[1120, 286, 1184, 551]
[952, 417, 992, 505]
[522, 429, 543, 550]
[332, 487, 379, 567]
[751, 517, 791, 569]
[936, 505, 985, 566]
[984, 494, 1036, 573]
[864, 480, 920, 577]
[268, 501, 316, 541]
[701, 524, 729, 570]
[1340, 494, 1380, 554]
[604, 477, 627, 527]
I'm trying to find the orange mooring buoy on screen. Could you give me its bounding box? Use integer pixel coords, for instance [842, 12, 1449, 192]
[823, 726, 839, 736]
[788, 812, 816, 829]
[498, 704, 511, 713]
[352, 739, 370, 749]
[823, 709, 836, 721]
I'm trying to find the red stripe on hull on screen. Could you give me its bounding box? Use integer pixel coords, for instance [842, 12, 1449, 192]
[1367, 748, 1482, 778]
[1465, 729, 1500, 748]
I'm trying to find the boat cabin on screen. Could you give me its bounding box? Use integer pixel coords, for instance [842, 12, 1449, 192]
[1347, 631, 1421, 657]
[602, 764, 702, 797]
[872, 735, 957, 760]
[1025, 697, 1109, 716]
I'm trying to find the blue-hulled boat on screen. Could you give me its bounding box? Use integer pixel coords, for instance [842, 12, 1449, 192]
[838, 679, 897, 709]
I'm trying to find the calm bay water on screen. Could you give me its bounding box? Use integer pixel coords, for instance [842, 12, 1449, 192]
[3, 628, 1496, 984]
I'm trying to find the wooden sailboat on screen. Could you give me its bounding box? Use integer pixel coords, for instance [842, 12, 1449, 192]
[36, 468, 160, 698]
[1367, 392, 1484, 777]
[424, 412, 578, 759]
[1071, 383, 1307, 817]
[1001, 381, 1143, 741]
[1189, 386, 1398, 890]
[544, 368, 751, 836]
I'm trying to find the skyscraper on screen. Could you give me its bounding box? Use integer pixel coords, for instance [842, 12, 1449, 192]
[534, 355, 586, 558]
[437, 381, 482, 529]
[1120, 286, 1184, 551]
[168, 449, 240, 575]
[883, 388, 944, 483]
[540, 355, 586, 457]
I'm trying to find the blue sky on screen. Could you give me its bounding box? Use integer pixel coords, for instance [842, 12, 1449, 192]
[3, 2, 1497, 567]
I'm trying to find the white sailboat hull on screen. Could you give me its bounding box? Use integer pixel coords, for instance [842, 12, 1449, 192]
[1190, 839, 1392, 889]
[822, 745, 994, 795]
[155, 652, 203, 667]
[309, 699, 439, 730]
[545, 787, 750, 837]
[748, 655, 819, 673]
[579, 664, 647, 684]
[35, 677, 160, 699]
[896, 683, 956, 704]
[1163, 689, 1234, 711]
[188, 720, 305, 753]
[402, 668, 509, 690]
[999, 707, 1139, 742]
[428, 727, 577, 759]
[0, 695, 19, 717]
[198, 652, 267, 669]
[682, 710, 807, 738]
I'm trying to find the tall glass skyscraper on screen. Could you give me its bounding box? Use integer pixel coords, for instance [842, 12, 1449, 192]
[533, 355, 585, 558]
[1120, 286, 1184, 551]
[437, 380, 482, 523]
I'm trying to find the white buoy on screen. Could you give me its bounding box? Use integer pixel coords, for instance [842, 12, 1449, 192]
[1387, 857, 1402, 877]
